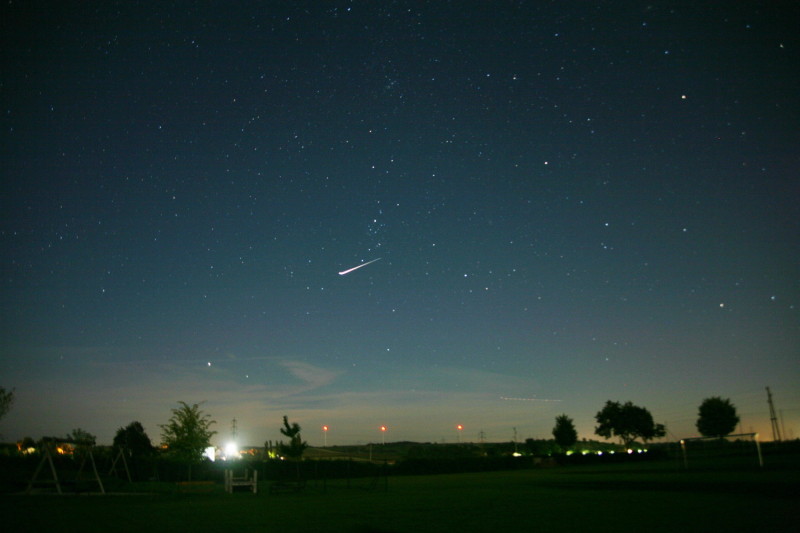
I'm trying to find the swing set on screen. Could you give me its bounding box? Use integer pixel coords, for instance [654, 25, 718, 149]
[26, 438, 132, 495]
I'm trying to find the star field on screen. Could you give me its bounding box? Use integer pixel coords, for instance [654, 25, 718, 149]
[1, 2, 798, 446]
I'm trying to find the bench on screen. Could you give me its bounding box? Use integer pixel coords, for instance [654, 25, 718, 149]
[224, 469, 258, 494]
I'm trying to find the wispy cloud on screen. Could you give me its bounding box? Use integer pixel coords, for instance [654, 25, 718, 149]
[2, 354, 563, 445]
[278, 360, 342, 393]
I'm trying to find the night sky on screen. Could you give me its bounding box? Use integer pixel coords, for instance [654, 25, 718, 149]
[2, 2, 798, 448]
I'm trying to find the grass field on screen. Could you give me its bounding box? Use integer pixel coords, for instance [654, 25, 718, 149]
[3, 463, 798, 532]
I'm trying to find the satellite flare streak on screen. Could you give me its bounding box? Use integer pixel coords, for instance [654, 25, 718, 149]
[338, 257, 381, 275]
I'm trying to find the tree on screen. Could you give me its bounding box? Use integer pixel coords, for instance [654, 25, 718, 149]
[0, 387, 14, 421]
[552, 414, 578, 451]
[114, 421, 155, 457]
[67, 428, 97, 445]
[18, 436, 36, 453]
[114, 421, 155, 481]
[696, 397, 740, 438]
[594, 400, 666, 448]
[278, 415, 308, 460]
[66, 428, 97, 456]
[160, 401, 216, 480]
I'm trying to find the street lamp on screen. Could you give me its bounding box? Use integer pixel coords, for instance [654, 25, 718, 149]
[380, 425, 387, 445]
[456, 424, 463, 443]
[322, 425, 329, 447]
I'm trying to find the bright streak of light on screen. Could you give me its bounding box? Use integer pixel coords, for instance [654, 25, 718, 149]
[338, 257, 382, 275]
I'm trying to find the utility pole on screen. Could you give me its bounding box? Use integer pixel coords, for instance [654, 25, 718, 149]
[766, 387, 782, 442]
[232, 418, 238, 441]
[513, 427, 518, 454]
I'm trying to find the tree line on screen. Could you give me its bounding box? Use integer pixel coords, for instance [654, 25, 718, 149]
[552, 397, 740, 450]
[1, 385, 742, 477]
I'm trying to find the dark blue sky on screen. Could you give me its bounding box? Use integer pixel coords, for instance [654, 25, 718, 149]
[2, 2, 798, 447]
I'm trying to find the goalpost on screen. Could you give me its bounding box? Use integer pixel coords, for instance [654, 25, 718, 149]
[679, 433, 763, 469]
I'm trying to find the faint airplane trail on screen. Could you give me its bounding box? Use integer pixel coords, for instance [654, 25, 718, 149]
[500, 396, 562, 402]
[338, 257, 382, 276]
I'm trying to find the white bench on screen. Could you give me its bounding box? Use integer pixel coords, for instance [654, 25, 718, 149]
[224, 469, 258, 494]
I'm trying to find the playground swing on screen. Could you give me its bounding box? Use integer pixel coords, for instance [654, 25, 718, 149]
[26, 438, 105, 495]
[107, 447, 133, 483]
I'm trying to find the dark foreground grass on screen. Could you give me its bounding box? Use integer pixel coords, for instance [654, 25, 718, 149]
[3, 464, 798, 532]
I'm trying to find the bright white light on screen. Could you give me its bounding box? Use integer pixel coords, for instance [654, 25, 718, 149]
[225, 442, 239, 459]
[204, 446, 216, 462]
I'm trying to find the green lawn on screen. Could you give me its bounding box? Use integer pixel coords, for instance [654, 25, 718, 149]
[3, 465, 798, 532]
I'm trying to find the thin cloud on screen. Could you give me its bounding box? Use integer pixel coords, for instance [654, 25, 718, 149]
[278, 360, 341, 392]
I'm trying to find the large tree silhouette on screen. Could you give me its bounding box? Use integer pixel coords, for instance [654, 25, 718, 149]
[594, 400, 665, 448]
[114, 421, 155, 456]
[114, 421, 155, 481]
[552, 414, 578, 451]
[696, 397, 740, 437]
